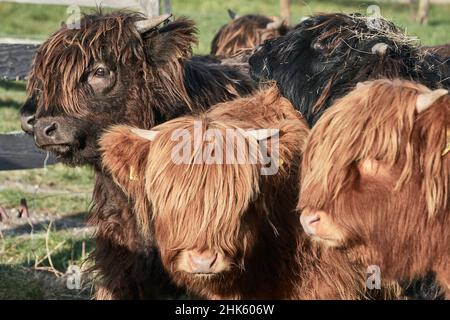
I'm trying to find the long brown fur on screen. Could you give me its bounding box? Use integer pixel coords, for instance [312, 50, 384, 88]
[299, 79, 449, 297]
[101, 86, 399, 299]
[211, 14, 290, 58]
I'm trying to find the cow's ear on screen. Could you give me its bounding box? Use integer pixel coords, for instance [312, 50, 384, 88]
[416, 89, 448, 113]
[99, 125, 154, 196]
[139, 17, 198, 65]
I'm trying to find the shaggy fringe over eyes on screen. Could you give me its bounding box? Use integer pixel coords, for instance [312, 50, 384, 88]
[144, 117, 261, 253]
[27, 11, 197, 117]
[211, 14, 289, 58]
[301, 79, 449, 217]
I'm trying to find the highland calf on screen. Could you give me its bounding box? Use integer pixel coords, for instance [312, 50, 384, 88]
[100, 87, 398, 300]
[299, 79, 449, 298]
[20, 12, 255, 299]
[249, 13, 450, 126]
[211, 13, 290, 59]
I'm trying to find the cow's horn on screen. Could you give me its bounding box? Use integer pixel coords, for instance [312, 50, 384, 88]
[371, 43, 389, 56]
[246, 129, 279, 141]
[266, 18, 283, 30]
[134, 13, 172, 34]
[131, 128, 159, 141]
[416, 89, 448, 113]
[227, 9, 238, 20]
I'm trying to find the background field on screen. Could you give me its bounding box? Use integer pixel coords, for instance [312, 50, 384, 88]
[0, 0, 449, 299]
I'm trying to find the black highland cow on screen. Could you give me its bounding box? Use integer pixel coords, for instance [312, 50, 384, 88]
[249, 13, 450, 126]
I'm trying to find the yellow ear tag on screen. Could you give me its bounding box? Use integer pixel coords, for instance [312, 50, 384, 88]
[129, 166, 139, 181]
[442, 128, 450, 157]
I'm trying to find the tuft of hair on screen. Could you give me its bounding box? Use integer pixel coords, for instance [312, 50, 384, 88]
[211, 14, 290, 58]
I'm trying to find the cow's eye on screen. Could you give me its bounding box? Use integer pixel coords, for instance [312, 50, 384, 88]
[94, 67, 108, 78]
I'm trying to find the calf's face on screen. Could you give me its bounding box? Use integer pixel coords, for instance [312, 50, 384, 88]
[21, 13, 193, 166]
[100, 120, 280, 286]
[298, 80, 449, 278]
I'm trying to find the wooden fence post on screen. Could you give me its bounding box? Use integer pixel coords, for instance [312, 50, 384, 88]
[280, 0, 291, 25]
[139, 0, 160, 17]
[417, 0, 430, 24]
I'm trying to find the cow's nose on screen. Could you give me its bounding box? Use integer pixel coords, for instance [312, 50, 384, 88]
[44, 122, 58, 137]
[300, 210, 321, 236]
[187, 250, 218, 274]
[20, 114, 35, 133]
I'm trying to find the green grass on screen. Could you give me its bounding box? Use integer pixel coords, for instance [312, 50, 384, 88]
[0, 228, 94, 299]
[0, 163, 93, 214]
[0, 0, 449, 299]
[0, 81, 26, 132]
[0, 163, 93, 192]
[1, 228, 94, 270]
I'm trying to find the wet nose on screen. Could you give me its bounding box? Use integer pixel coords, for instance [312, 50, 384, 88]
[44, 122, 58, 137]
[300, 210, 321, 236]
[188, 250, 218, 273]
[20, 114, 35, 133]
[34, 118, 64, 146]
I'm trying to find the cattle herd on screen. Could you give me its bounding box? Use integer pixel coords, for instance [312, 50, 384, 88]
[18, 10, 449, 300]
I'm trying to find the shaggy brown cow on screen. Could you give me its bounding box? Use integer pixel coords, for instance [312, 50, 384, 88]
[299, 79, 449, 298]
[20, 12, 255, 299]
[211, 13, 290, 59]
[425, 43, 450, 58]
[100, 86, 400, 299]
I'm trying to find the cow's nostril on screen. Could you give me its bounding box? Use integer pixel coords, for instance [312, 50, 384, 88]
[44, 122, 58, 137]
[188, 251, 218, 273]
[20, 115, 36, 133]
[26, 115, 35, 126]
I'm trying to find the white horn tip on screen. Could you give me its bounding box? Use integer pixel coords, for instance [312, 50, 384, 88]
[371, 43, 389, 56]
[131, 128, 159, 141]
[246, 129, 279, 141]
[135, 13, 172, 33]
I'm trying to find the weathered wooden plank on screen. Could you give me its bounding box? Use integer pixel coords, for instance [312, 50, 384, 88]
[0, 133, 58, 171]
[0, 43, 39, 80]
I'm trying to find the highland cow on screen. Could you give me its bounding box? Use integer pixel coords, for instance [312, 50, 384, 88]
[249, 13, 450, 126]
[425, 43, 450, 58]
[211, 13, 290, 59]
[100, 86, 400, 300]
[298, 79, 449, 298]
[19, 12, 255, 299]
